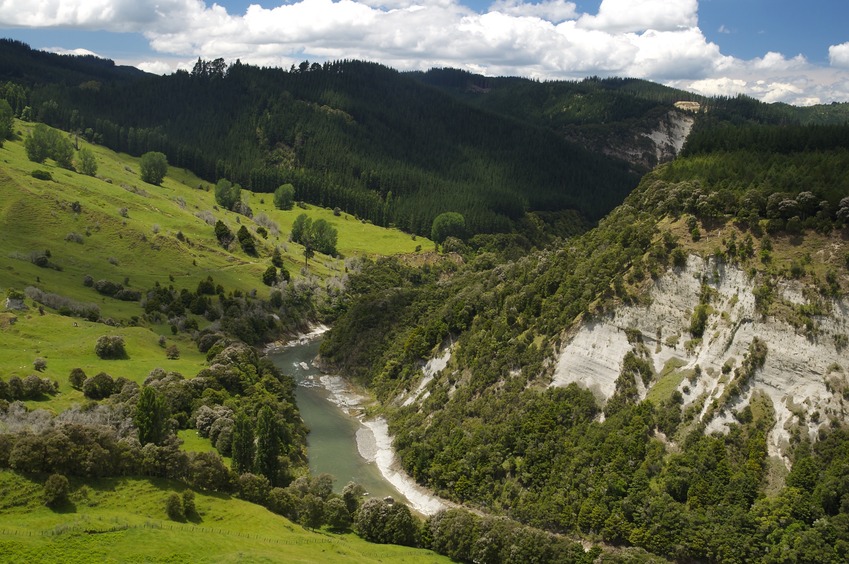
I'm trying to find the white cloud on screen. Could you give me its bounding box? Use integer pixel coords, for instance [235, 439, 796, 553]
[577, 0, 698, 33]
[136, 60, 174, 74]
[830, 42, 849, 68]
[1, 0, 848, 104]
[489, 0, 578, 22]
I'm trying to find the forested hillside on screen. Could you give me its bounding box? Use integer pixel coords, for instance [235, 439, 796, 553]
[321, 121, 849, 562]
[412, 67, 849, 173]
[0, 39, 639, 237]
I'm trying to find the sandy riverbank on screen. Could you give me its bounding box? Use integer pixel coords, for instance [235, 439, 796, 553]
[317, 376, 451, 516]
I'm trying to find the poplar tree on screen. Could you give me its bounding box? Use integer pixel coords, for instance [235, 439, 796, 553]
[231, 411, 255, 474]
[134, 386, 168, 445]
[254, 406, 280, 484]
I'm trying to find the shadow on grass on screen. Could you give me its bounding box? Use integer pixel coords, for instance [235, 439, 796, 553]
[48, 498, 77, 513]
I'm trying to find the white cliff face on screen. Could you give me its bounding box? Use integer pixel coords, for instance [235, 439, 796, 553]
[597, 109, 696, 170]
[642, 111, 695, 164]
[552, 255, 849, 463]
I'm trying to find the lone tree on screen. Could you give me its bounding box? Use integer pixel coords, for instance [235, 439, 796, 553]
[77, 147, 97, 176]
[431, 212, 466, 246]
[273, 183, 295, 210]
[135, 386, 169, 445]
[139, 151, 168, 185]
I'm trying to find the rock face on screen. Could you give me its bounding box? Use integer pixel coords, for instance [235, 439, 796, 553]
[552, 255, 848, 463]
[573, 109, 696, 172]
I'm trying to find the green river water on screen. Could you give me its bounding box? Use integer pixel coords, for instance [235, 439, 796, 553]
[270, 336, 405, 502]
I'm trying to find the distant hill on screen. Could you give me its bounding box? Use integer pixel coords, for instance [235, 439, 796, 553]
[0, 40, 641, 236]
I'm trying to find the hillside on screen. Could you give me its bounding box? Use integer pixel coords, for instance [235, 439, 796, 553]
[0, 470, 449, 563]
[321, 122, 849, 562]
[0, 40, 640, 237]
[0, 121, 454, 561]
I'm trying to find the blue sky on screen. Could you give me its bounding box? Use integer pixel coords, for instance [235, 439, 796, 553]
[1, 0, 848, 105]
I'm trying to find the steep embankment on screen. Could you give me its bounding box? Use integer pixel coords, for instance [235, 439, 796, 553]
[553, 252, 848, 463]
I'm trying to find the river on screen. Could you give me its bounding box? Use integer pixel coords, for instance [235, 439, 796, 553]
[270, 332, 447, 515]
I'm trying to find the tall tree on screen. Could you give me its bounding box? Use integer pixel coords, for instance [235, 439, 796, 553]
[254, 406, 280, 484]
[134, 386, 168, 445]
[231, 411, 255, 475]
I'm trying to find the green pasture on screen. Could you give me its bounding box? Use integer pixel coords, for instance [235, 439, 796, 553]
[0, 470, 448, 563]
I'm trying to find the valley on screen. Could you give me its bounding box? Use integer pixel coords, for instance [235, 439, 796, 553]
[2, 42, 849, 563]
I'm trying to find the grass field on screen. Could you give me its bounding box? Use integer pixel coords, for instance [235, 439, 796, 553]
[0, 470, 449, 563]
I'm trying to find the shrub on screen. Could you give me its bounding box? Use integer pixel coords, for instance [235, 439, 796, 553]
[69, 368, 87, 389]
[82, 371, 115, 399]
[33, 357, 47, 372]
[140, 151, 168, 185]
[166, 345, 180, 360]
[94, 335, 126, 359]
[64, 232, 84, 244]
[165, 492, 185, 521]
[31, 169, 52, 181]
[43, 474, 70, 507]
[93, 279, 122, 296]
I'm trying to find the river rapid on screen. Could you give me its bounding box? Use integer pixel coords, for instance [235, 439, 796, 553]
[268, 328, 448, 516]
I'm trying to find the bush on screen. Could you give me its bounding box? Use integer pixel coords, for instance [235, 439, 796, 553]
[166, 345, 180, 360]
[93, 279, 122, 296]
[43, 474, 70, 507]
[33, 357, 47, 372]
[83, 372, 115, 399]
[165, 492, 185, 521]
[69, 368, 87, 389]
[31, 169, 52, 181]
[95, 335, 126, 359]
[140, 151, 168, 185]
[273, 183, 295, 210]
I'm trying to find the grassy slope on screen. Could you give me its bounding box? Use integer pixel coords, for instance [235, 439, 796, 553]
[0, 471, 448, 563]
[0, 120, 429, 405]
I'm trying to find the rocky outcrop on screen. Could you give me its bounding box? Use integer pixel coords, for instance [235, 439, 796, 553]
[567, 108, 696, 172]
[552, 255, 848, 464]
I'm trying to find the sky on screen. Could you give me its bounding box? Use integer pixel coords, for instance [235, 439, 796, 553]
[1, 0, 849, 106]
